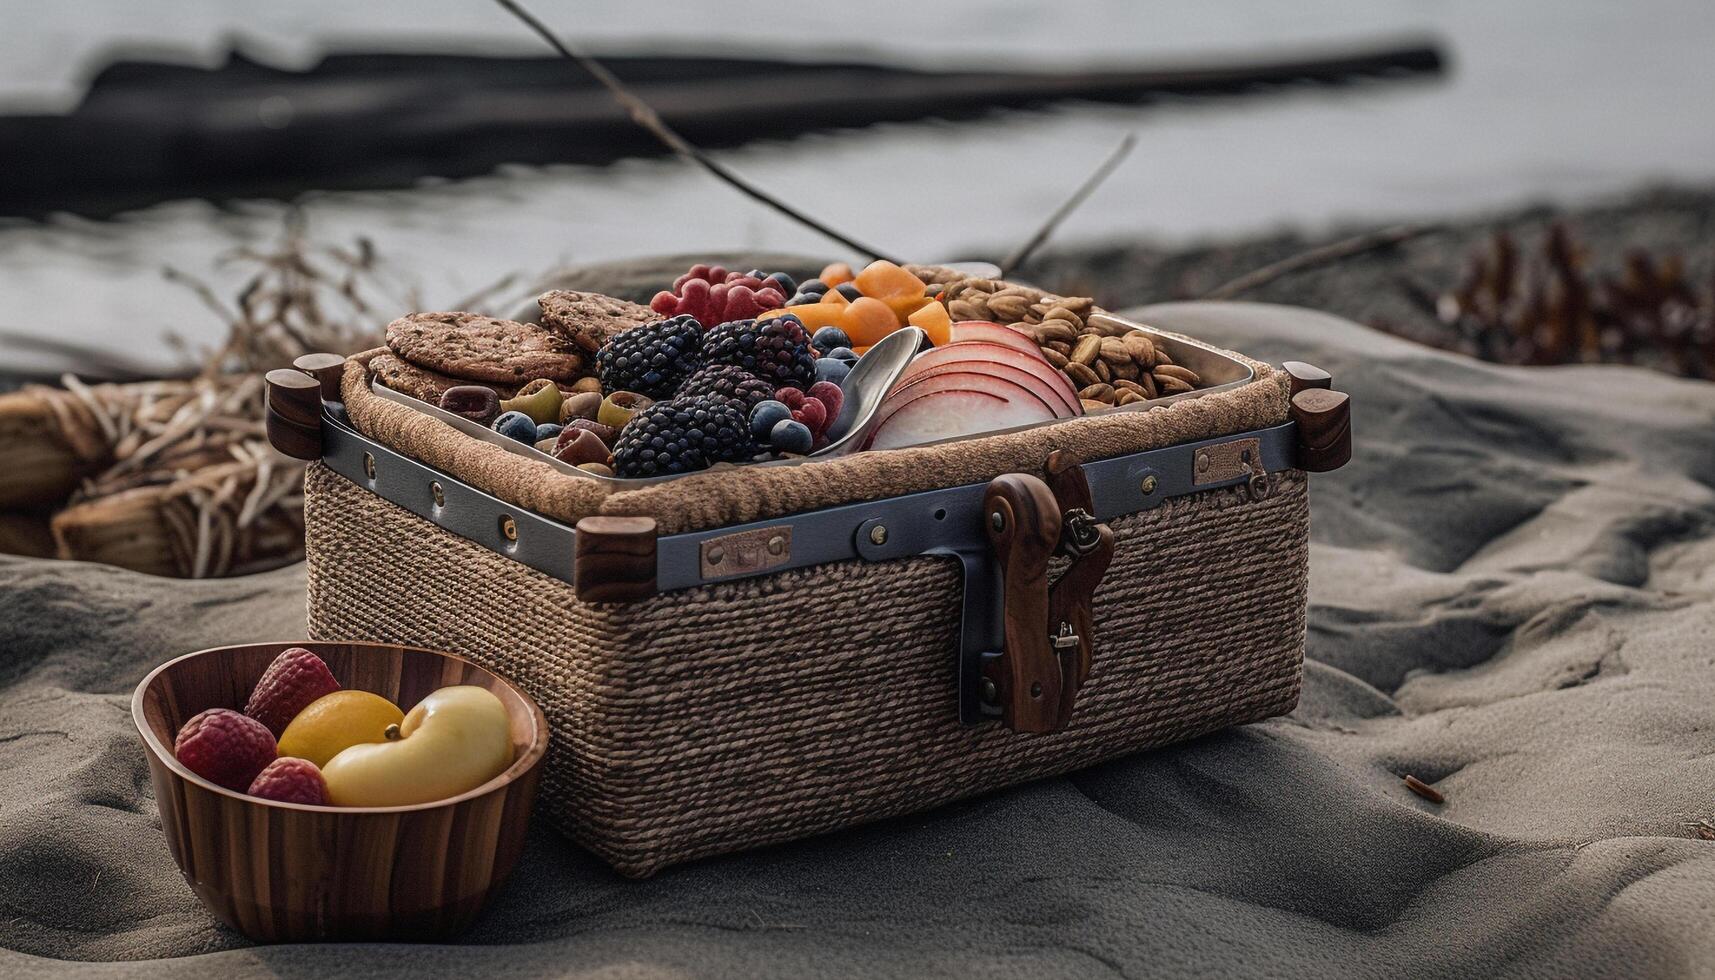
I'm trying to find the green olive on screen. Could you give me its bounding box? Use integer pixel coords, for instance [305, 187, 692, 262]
[597, 391, 652, 428]
[499, 379, 563, 424]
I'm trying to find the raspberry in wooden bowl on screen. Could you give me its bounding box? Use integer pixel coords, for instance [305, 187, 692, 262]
[131, 641, 549, 942]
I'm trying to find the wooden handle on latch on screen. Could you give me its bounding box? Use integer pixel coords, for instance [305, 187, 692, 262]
[982, 473, 1064, 733]
[1044, 450, 1112, 721]
[264, 368, 324, 460]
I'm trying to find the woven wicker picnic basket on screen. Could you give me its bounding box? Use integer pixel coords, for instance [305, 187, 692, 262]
[275, 271, 1350, 877]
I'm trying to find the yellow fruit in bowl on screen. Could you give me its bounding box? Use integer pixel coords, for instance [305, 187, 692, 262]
[277, 690, 405, 768]
[321, 686, 514, 807]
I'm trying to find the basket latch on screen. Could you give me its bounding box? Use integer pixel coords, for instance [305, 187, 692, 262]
[977, 451, 1115, 733]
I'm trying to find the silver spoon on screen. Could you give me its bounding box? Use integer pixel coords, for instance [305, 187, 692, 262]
[811, 325, 926, 457]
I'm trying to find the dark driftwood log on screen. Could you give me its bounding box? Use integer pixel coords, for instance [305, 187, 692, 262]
[574, 516, 657, 602]
[2, 41, 1443, 216]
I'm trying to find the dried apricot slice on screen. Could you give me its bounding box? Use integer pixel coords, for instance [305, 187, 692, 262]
[839, 296, 900, 346]
[764, 302, 846, 331]
[883, 293, 932, 324]
[854, 260, 926, 300]
[907, 300, 953, 347]
[819, 262, 855, 287]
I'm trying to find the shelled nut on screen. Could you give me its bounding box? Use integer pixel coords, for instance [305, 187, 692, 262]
[1065, 361, 1100, 388]
[919, 266, 1207, 410]
[1154, 364, 1200, 386]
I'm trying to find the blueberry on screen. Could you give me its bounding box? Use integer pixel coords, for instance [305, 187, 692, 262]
[835, 282, 862, 301]
[770, 419, 814, 455]
[749, 399, 792, 441]
[811, 326, 852, 353]
[814, 357, 851, 385]
[827, 346, 858, 365]
[799, 279, 828, 295]
[493, 411, 538, 443]
[764, 272, 797, 296]
[535, 422, 563, 445]
[785, 294, 815, 307]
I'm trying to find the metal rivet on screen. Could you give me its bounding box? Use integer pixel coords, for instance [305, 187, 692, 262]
[990, 511, 1006, 532]
[869, 525, 888, 546]
[767, 535, 786, 555]
[980, 678, 998, 703]
[1140, 474, 1159, 496]
[500, 516, 518, 542]
[362, 452, 376, 479]
[1195, 451, 1211, 472]
[431, 481, 445, 507]
[1030, 681, 1043, 699]
[707, 545, 724, 565]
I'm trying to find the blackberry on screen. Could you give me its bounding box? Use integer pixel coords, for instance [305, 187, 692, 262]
[611, 395, 754, 478]
[704, 314, 817, 390]
[596, 314, 703, 398]
[679, 364, 776, 411]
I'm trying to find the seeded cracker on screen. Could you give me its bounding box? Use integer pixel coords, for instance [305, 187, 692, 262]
[386, 312, 583, 384]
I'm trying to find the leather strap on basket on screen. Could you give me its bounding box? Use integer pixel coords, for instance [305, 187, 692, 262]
[981, 453, 1115, 733]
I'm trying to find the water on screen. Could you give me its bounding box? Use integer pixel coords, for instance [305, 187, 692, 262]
[3, 0, 1713, 374]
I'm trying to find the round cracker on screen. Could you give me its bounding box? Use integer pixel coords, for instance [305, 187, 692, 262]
[386, 311, 583, 384]
[536, 290, 658, 355]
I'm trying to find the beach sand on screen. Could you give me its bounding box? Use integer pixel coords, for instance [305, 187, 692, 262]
[2, 282, 1713, 977]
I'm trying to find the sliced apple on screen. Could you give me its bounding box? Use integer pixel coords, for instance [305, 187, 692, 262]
[901, 342, 1082, 417]
[948, 320, 1040, 356]
[873, 371, 1040, 425]
[866, 387, 1057, 451]
[893, 362, 1063, 416]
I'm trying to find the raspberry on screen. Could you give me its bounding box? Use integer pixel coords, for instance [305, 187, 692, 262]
[807, 381, 844, 421]
[248, 757, 328, 805]
[244, 647, 340, 737]
[651, 264, 789, 328]
[793, 397, 828, 436]
[175, 708, 277, 791]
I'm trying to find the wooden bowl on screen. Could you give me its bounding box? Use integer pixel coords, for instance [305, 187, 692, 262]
[131, 641, 549, 943]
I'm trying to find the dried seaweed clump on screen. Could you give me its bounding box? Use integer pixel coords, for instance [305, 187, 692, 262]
[1434, 223, 1715, 380]
[1, 217, 501, 576]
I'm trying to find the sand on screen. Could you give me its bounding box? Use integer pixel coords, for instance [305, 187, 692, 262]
[2, 289, 1714, 978]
